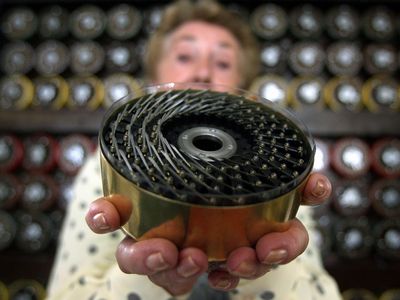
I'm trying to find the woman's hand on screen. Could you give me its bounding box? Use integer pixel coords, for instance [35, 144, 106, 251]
[86, 172, 331, 296]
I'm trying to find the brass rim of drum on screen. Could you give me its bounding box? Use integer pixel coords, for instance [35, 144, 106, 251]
[362, 76, 400, 112]
[250, 4, 288, 39]
[326, 42, 362, 76]
[288, 76, 324, 109]
[70, 41, 105, 74]
[1, 42, 35, 74]
[103, 73, 143, 108]
[2, 7, 38, 40]
[67, 76, 104, 110]
[105, 43, 139, 72]
[0, 210, 17, 250]
[69, 5, 106, 39]
[36, 41, 70, 75]
[363, 7, 395, 41]
[326, 5, 360, 39]
[380, 289, 400, 300]
[0, 281, 8, 299]
[375, 219, 400, 259]
[260, 43, 286, 72]
[0, 173, 21, 208]
[8, 279, 46, 300]
[33, 76, 69, 109]
[324, 76, 364, 112]
[289, 43, 325, 75]
[331, 137, 370, 178]
[289, 5, 323, 39]
[342, 289, 378, 300]
[106, 4, 143, 39]
[39, 5, 69, 38]
[370, 179, 400, 217]
[0, 75, 34, 110]
[249, 75, 289, 106]
[371, 138, 400, 177]
[364, 44, 397, 75]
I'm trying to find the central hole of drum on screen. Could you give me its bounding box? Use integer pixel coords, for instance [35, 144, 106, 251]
[192, 135, 223, 152]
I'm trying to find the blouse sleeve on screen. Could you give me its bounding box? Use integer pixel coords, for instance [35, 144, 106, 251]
[45, 149, 175, 300]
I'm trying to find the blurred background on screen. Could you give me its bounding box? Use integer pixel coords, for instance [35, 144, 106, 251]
[0, 0, 399, 299]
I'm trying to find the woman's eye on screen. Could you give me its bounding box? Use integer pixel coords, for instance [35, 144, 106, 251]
[177, 54, 192, 63]
[216, 61, 231, 70]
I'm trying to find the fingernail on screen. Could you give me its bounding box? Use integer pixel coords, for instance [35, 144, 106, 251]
[177, 256, 200, 278]
[215, 279, 231, 290]
[93, 213, 110, 230]
[146, 252, 169, 272]
[263, 249, 288, 265]
[312, 179, 327, 198]
[232, 261, 257, 277]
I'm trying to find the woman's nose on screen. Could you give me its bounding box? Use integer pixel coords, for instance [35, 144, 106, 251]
[193, 60, 211, 83]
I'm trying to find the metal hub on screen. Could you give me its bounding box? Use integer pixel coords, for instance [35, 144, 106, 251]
[178, 127, 237, 161]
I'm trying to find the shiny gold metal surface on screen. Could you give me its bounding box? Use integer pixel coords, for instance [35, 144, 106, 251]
[101, 152, 306, 261]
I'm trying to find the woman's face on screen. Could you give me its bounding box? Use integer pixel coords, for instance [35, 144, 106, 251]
[154, 21, 242, 91]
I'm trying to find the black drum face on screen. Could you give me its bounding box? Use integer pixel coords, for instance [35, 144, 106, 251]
[100, 84, 314, 206]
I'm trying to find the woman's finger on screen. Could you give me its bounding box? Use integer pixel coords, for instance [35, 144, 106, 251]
[85, 194, 132, 233]
[116, 237, 178, 275]
[149, 247, 208, 295]
[225, 247, 270, 279]
[301, 173, 332, 206]
[255, 218, 309, 266]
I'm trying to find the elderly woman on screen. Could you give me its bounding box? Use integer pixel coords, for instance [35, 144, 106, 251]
[46, 1, 340, 299]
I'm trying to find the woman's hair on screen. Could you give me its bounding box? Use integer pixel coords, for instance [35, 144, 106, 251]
[144, 0, 261, 88]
